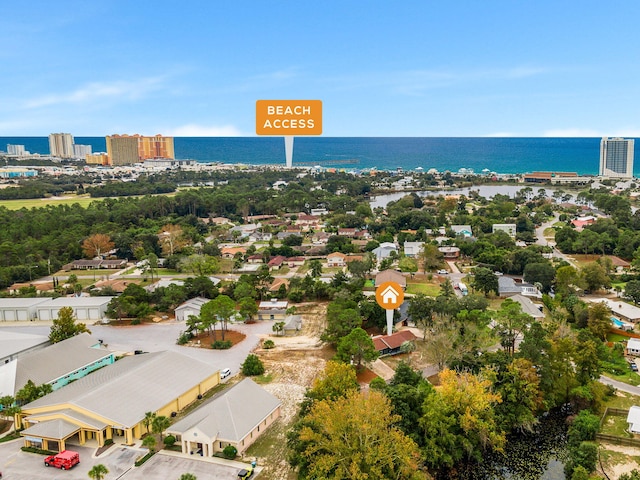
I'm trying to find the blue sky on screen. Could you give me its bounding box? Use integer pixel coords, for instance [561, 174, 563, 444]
[2, 1, 640, 137]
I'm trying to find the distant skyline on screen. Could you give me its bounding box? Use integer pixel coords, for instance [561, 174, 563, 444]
[2, 1, 640, 138]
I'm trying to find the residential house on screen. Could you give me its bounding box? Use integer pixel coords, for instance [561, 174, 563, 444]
[326, 252, 363, 268]
[267, 255, 287, 271]
[451, 225, 473, 237]
[258, 299, 288, 321]
[498, 277, 542, 299]
[247, 254, 264, 264]
[372, 330, 417, 356]
[627, 338, 640, 356]
[404, 242, 425, 258]
[221, 246, 247, 259]
[509, 294, 545, 319]
[287, 257, 306, 268]
[174, 297, 209, 322]
[62, 259, 127, 270]
[372, 242, 398, 261]
[627, 406, 640, 434]
[375, 270, 407, 289]
[438, 246, 460, 259]
[588, 298, 640, 323]
[166, 378, 281, 456]
[492, 223, 517, 238]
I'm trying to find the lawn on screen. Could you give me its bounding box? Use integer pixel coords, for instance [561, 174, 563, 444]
[405, 283, 441, 296]
[600, 413, 632, 437]
[0, 195, 96, 210]
[605, 390, 640, 410]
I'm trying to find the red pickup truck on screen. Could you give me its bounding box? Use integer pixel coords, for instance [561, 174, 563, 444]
[44, 450, 80, 469]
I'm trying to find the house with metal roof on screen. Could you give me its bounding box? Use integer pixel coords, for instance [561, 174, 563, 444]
[17, 350, 221, 452]
[0, 333, 114, 397]
[174, 297, 210, 322]
[588, 298, 640, 323]
[403, 241, 425, 258]
[166, 378, 281, 456]
[508, 294, 545, 319]
[627, 406, 640, 435]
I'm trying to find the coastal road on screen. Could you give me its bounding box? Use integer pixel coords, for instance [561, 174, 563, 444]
[534, 214, 578, 268]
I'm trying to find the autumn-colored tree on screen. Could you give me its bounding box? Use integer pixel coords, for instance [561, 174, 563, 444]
[297, 391, 429, 480]
[587, 301, 611, 340]
[159, 224, 188, 256]
[308, 361, 359, 403]
[420, 369, 504, 470]
[82, 233, 114, 258]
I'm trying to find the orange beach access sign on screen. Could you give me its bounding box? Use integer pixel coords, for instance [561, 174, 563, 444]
[256, 100, 322, 135]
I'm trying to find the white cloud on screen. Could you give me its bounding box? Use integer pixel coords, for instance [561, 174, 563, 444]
[24, 76, 167, 108]
[166, 124, 244, 136]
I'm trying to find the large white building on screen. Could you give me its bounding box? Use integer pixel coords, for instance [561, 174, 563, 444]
[600, 137, 634, 178]
[49, 133, 75, 159]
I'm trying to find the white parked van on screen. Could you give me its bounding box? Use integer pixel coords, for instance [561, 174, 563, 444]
[221, 368, 231, 379]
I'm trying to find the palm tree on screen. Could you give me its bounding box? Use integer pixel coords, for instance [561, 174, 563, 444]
[179, 475, 197, 480]
[88, 464, 109, 480]
[152, 415, 171, 443]
[143, 411, 156, 434]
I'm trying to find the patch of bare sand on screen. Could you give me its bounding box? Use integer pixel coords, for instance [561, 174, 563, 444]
[599, 443, 640, 479]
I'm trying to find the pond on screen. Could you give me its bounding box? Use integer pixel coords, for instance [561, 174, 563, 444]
[453, 411, 568, 480]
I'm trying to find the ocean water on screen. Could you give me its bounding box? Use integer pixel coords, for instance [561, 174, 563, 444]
[1, 136, 633, 176]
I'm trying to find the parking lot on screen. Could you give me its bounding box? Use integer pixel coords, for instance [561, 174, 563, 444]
[0, 319, 273, 478]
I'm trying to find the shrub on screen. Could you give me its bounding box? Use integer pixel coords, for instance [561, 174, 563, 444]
[222, 445, 237, 459]
[211, 340, 233, 350]
[241, 354, 265, 376]
[369, 377, 387, 390]
[131, 318, 141, 325]
[163, 435, 176, 447]
[263, 339, 275, 349]
[177, 332, 192, 345]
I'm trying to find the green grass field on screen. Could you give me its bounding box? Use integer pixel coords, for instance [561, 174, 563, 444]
[406, 283, 441, 296]
[0, 195, 96, 210]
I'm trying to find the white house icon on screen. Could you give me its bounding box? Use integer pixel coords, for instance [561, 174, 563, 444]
[381, 285, 399, 304]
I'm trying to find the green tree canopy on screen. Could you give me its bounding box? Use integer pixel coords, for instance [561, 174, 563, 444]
[49, 306, 90, 343]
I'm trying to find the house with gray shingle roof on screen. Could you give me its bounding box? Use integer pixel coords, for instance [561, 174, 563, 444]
[166, 378, 281, 455]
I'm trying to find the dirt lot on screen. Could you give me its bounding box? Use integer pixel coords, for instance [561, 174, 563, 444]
[244, 302, 333, 479]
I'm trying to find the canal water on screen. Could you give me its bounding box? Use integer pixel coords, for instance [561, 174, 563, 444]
[454, 411, 568, 480]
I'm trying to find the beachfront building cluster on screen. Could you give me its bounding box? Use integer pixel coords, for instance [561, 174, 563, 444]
[600, 137, 634, 179]
[106, 134, 175, 166]
[48, 133, 93, 160]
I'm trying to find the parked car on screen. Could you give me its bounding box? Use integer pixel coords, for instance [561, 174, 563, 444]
[631, 363, 638, 372]
[221, 367, 231, 379]
[238, 465, 254, 479]
[44, 450, 80, 470]
[437, 269, 448, 274]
